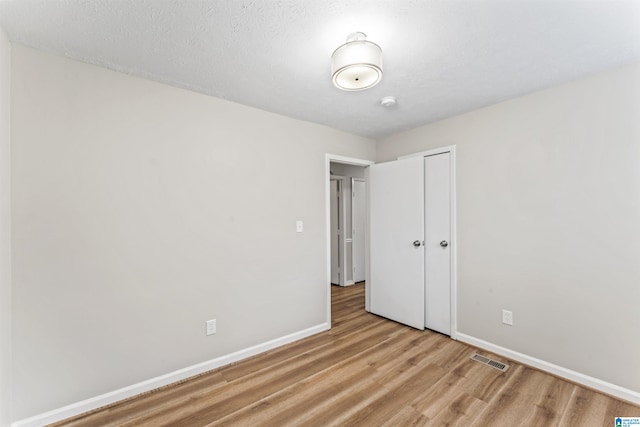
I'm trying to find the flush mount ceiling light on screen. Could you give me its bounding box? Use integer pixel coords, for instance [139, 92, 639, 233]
[331, 32, 383, 91]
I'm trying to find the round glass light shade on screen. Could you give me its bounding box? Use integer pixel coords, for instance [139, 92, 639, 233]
[331, 39, 383, 91]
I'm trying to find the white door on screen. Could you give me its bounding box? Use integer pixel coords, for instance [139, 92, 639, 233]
[352, 179, 366, 283]
[330, 179, 341, 285]
[369, 157, 425, 330]
[424, 153, 451, 335]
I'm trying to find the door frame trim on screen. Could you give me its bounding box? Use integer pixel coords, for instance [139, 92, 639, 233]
[398, 145, 458, 340]
[325, 154, 374, 327]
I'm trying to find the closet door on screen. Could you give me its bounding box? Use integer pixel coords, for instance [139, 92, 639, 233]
[369, 157, 425, 330]
[424, 153, 452, 335]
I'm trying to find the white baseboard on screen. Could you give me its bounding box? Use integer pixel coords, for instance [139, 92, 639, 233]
[13, 323, 330, 427]
[456, 332, 640, 405]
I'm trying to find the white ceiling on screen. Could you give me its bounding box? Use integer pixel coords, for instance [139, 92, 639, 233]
[1, 0, 639, 139]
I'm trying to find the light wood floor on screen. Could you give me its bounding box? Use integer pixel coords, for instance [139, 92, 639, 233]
[53, 283, 638, 426]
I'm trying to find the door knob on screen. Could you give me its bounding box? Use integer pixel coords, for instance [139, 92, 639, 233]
[440, 240, 449, 248]
[413, 240, 422, 247]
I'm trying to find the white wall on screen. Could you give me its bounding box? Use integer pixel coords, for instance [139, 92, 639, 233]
[377, 63, 640, 393]
[10, 46, 375, 420]
[0, 27, 12, 427]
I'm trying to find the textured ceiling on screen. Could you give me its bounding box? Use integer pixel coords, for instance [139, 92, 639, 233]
[1, 0, 639, 138]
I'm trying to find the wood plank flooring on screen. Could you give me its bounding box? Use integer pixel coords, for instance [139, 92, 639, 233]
[52, 283, 639, 426]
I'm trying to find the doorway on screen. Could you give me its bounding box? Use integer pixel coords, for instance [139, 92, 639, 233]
[325, 155, 374, 325]
[329, 162, 367, 287]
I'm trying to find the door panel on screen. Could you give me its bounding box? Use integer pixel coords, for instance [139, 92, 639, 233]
[424, 153, 451, 335]
[352, 179, 366, 283]
[330, 179, 340, 285]
[369, 157, 425, 330]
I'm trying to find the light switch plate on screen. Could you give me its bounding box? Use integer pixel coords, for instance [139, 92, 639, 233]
[206, 319, 217, 335]
[502, 310, 513, 326]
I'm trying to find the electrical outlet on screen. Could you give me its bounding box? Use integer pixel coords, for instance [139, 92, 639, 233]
[296, 220, 304, 233]
[206, 319, 217, 336]
[502, 310, 513, 326]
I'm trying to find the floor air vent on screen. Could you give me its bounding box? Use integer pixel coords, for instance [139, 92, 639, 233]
[470, 353, 509, 372]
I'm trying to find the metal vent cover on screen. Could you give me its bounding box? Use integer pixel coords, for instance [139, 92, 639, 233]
[471, 353, 510, 372]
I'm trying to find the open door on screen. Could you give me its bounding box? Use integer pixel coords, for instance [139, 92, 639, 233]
[369, 156, 425, 330]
